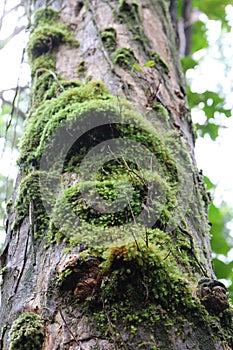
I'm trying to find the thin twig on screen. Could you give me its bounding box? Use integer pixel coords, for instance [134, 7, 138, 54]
[1, 47, 26, 162]
[102, 300, 119, 350]
[163, 246, 172, 261]
[36, 68, 64, 92]
[178, 225, 208, 277]
[59, 308, 80, 347]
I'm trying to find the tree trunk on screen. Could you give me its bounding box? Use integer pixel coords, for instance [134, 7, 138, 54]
[0, 0, 232, 349]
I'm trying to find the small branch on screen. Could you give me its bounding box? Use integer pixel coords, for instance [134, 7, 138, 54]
[163, 246, 172, 261]
[0, 26, 26, 49]
[5, 48, 26, 132]
[35, 68, 64, 92]
[182, 0, 192, 56]
[59, 308, 81, 347]
[0, 89, 27, 120]
[178, 225, 208, 277]
[0, 0, 7, 32]
[102, 300, 119, 350]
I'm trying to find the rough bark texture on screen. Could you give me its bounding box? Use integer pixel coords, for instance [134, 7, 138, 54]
[0, 1, 232, 349]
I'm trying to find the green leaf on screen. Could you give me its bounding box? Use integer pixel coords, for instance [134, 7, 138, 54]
[209, 202, 233, 255]
[193, 0, 230, 27]
[213, 258, 233, 279]
[132, 63, 142, 72]
[181, 57, 198, 73]
[144, 60, 155, 67]
[188, 89, 231, 140]
[191, 21, 208, 53]
[203, 175, 215, 190]
[196, 123, 219, 140]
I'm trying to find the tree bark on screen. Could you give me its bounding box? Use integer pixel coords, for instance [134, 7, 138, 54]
[0, 0, 232, 349]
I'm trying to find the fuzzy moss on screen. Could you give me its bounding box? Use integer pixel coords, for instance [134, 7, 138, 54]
[18, 80, 110, 166]
[77, 60, 87, 77]
[113, 48, 136, 68]
[33, 7, 60, 26]
[152, 103, 170, 122]
[75, 239, 232, 348]
[8, 312, 44, 350]
[99, 240, 195, 309]
[101, 27, 117, 51]
[47, 166, 176, 245]
[30, 53, 56, 77]
[27, 24, 78, 61]
[118, 0, 139, 21]
[13, 171, 50, 237]
[16, 76, 186, 247]
[27, 8, 79, 61]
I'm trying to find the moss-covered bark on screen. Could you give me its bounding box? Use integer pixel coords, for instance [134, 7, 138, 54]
[0, 1, 232, 349]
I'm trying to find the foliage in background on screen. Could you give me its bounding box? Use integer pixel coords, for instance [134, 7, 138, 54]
[179, 0, 233, 297]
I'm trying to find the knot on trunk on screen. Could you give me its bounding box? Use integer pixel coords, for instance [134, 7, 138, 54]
[197, 278, 229, 316]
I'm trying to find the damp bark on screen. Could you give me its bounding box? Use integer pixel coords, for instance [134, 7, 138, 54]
[0, 1, 232, 350]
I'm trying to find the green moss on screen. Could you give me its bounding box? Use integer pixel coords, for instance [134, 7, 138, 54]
[99, 240, 194, 309]
[31, 53, 56, 77]
[77, 60, 87, 77]
[74, 239, 232, 348]
[101, 27, 117, 51]
[9, 312, 44, 350]
[152, 103, 170, 122]
[0, 266, 7, 275]
[31, 71, 57, 105]
[118, 0, 139, 19]
[16, 72, 186, 247]
[47, 166, 176, 245]
[18, 80, 110, 166]
[27, 8, 79, 62]
[113, 48, 136, 68]
[13, 171, 50, 237]
[151, 52, 170, 75]
[78, 239, 228, 348]
[27, 24, 78, 61]
[116, 0, 150, 52]
[33, 7, 59, 26]
[57, 267, 73, 283]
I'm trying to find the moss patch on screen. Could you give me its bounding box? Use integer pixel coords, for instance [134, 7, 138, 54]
[113, 47, 136, 68]
[66, 239, 233, 348]
[77, 60, 87, 77]
[152, 103, 170, 122]
[13, 171, 50, 237]
[16, 72, 189, 249]
[118, 0, 140, 24]
[99, 240, 193, 308]
[27, 8, 79, 61]
[101, 27, 117, 51]
[18, 80, 110, 166]
[8, 312, 44, 350]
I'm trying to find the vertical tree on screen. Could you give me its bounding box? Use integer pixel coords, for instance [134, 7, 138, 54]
[0, 1, 232, 349]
